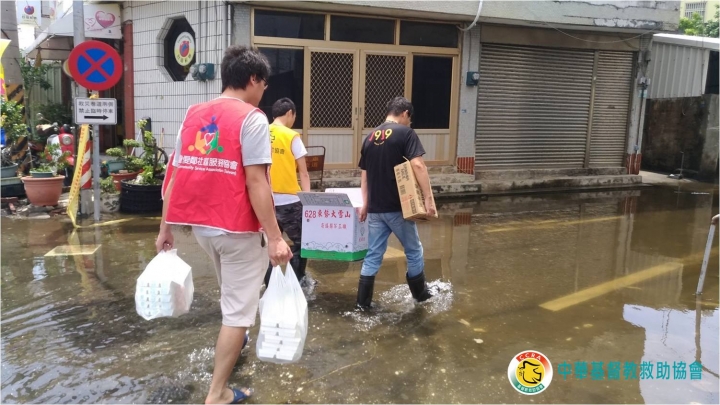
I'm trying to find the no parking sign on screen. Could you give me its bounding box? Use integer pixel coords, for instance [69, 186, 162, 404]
[67, 40, 122, 91]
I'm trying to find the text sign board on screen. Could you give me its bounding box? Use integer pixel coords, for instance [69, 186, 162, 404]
[74, 98, 117, 125]
[67, 40, 122, 91]
[298, 189, 368, 262]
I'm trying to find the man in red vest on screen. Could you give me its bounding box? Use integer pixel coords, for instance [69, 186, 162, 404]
[156, 46, 292, 404]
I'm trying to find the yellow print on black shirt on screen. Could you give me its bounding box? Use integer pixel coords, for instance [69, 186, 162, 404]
[368, 129, 393, 146]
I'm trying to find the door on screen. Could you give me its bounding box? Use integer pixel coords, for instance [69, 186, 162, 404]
[358, 52, 410, 161]
[306, 49, 359, 168]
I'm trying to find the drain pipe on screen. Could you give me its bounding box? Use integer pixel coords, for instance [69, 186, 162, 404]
[632, 82, 647, 174]
[227, 3, 232, 49]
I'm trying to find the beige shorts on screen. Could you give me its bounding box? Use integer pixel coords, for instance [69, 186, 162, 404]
[195, 232, 269, 327]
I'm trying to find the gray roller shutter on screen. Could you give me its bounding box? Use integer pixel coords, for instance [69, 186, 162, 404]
[475, 44, 595, 169]
[589, 51, 634, 167]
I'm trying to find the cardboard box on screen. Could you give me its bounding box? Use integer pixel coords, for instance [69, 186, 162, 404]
[394, 160, 438, 221]
[298, 188, 368, 261]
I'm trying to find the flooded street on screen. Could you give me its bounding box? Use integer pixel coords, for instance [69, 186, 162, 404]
[2, 184, 718, 404]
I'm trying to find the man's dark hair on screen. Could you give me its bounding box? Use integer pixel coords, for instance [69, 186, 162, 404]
[221, 46, 271, 92]
[272, 98, 296, 119]
[386, 96, 414, 118]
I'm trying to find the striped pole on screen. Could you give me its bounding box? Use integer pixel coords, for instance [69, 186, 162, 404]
[81, 140, 92, 190]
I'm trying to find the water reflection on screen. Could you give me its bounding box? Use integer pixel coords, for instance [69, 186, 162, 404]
[624, 304, 719, 404]
[1, 186, 718, 403]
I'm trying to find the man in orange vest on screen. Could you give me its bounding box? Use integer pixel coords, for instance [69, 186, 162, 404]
[264, 98, 311, 286]
[156, 46, 292, 404]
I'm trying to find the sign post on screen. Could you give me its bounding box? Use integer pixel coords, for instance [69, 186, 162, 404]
[68, 39, 123, 222]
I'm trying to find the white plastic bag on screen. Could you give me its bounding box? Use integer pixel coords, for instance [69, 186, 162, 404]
[257, 264, 308, 364]
[135, 249, 194, 321]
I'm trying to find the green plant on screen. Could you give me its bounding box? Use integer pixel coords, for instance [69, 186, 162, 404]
[1, 101, 29, 155]
[105, 139, 144, 173]
[20, 60, 54, 127]
[34, 143, 70, 173]
[34, 103, 73, 127]
[679, 6, 719, 37]
[100, 176, 119, 194]
[128, 120, 166, 186]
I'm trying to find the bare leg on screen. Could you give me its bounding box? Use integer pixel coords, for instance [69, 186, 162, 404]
[205, 325, 249, 404]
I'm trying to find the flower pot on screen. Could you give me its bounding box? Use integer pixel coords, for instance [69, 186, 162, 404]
[120, 180, 162, 213]
[30, 170, 56, 178]
[111, 172, 139, 191]
[1, 164, 18, 178]
[21, 175, 65, 207]
[101, 193, 120, 213]
[107, 160, 126, 173]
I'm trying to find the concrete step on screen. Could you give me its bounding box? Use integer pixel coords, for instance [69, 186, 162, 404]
[313, 172, 474, 190]
[324, 165, 458, 179]
[475, 167, 627, 181]
[479, 174, 643, 194]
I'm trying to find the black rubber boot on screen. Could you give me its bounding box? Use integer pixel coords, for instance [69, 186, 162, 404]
[355, 275, 375, 309]
[406, 272, 433, 302]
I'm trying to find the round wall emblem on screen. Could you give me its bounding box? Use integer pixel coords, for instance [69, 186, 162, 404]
[174, 32, 195, 67]
[508, 350, 553, 395]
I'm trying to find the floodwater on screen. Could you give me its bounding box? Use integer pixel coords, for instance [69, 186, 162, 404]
[1, 183, 718, 404]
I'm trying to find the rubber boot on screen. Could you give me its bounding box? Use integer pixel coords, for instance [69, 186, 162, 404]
[356, 275, 375, 309]
[406, 272, 433, 302]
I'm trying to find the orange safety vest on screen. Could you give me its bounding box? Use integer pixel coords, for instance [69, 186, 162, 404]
[164, 98, 263, 233]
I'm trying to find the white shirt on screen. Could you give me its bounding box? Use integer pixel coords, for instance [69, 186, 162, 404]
[273, 136, 308, 206]
[172, 97, 272, 237]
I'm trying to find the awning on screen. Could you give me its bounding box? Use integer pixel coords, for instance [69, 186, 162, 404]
[24, 2, 122, 60]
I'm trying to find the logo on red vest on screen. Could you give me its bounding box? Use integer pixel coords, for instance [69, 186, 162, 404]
[188, 116, 224, 155]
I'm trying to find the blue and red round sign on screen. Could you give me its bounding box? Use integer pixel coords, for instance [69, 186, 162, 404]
[68, 40, 122, 91]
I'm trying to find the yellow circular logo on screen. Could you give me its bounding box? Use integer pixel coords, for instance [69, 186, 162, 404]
[508, 350, 553, 395]
[174, 32, 195, 67]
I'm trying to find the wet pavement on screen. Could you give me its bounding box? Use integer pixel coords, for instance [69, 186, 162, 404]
[1, 183, 718, 404]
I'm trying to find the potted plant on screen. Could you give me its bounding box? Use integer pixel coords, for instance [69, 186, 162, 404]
[120, 121, 167, 214]
[100, 176, 120, 213]
[105, 139, 144, 190]
[21, 143, 70, 207]
[1, 100, 27, 178]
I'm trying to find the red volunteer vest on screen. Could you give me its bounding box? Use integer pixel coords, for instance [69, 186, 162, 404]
[164, 98, 263, 233]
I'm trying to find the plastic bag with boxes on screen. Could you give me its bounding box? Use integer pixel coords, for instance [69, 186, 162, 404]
[135, 249, 194, 321]
[256, 264, 308, 364]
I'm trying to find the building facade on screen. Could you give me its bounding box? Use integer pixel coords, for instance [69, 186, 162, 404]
[122, 1, 680, 176]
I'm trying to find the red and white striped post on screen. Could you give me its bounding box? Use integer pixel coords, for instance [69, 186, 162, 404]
[80, 140, 93, 190]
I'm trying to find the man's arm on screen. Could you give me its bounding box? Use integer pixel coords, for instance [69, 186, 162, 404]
[155, 165, 178, 252]
[296, 157, 311, 192]
[246, 165, 293, 266]
[410, 156, 436, 217]
[359, 169, 368, 222]
[246, 164, 283, 240]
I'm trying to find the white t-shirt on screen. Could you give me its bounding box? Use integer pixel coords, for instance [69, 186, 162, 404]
[172, 97, 272, 237]
[273, 136, 308, 206]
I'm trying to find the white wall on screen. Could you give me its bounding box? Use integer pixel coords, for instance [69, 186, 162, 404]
[309, 0, 680, 31]
[123, 1, 228, 150]
[457, 26, 480, 159]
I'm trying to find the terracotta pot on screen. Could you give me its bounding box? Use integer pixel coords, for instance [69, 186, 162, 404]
[110, 172, 139, 191]
[21, 175, 65, 207]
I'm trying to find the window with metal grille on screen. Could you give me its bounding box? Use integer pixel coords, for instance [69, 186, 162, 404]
[411, 56, 452, 129]
[330, 16, 395, 44]
[310, 52, 354, 128]
[258, 48, 305, 129]
[685, 2, 706, 18]
[254, 10, 325, 40]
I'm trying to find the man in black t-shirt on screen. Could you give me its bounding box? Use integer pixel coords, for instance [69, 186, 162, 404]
[356, 96, 436, 309]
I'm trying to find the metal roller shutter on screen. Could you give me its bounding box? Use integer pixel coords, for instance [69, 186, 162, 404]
[475, 44, 595, 169]
[589, 51, 634, 167]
